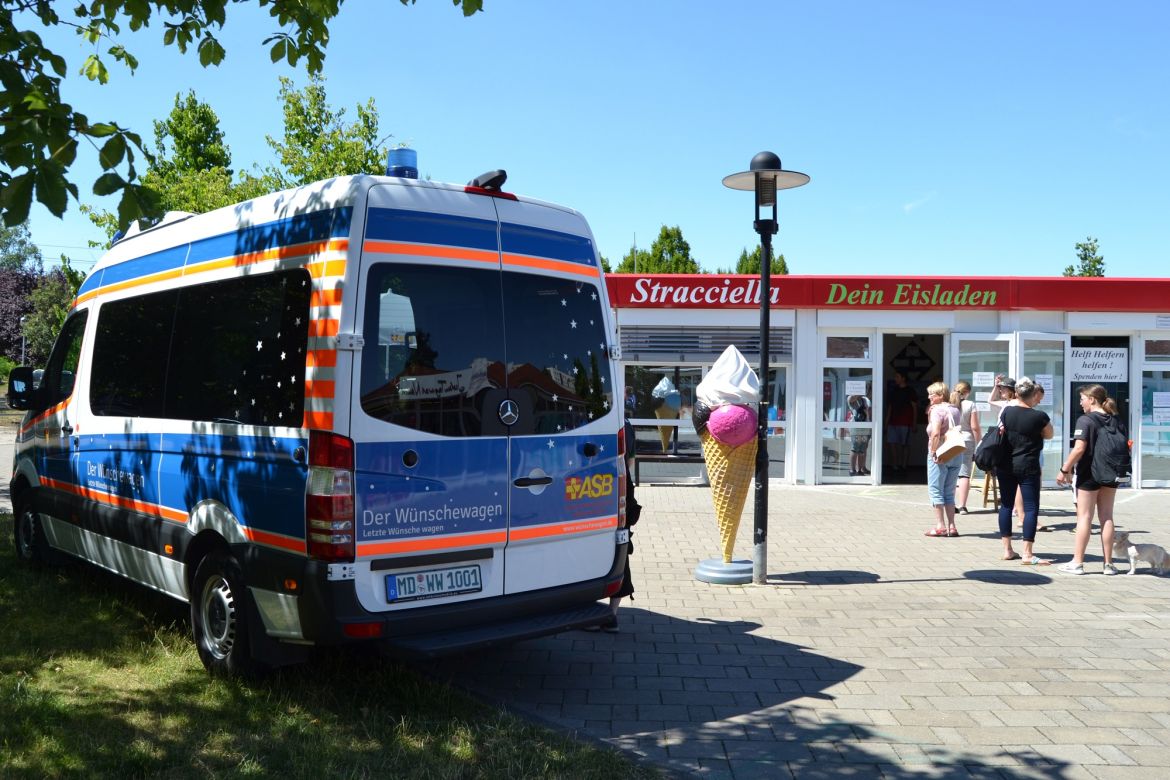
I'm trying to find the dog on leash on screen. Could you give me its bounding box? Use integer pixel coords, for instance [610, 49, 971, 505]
[1111, 531, 1169, 575]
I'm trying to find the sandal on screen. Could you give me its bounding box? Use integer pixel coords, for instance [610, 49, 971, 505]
[1002, 552, 1021, 561]
[924, 528, 948, 537]
[1020, 557, 1051, 566]
[947, 527, 959, 537]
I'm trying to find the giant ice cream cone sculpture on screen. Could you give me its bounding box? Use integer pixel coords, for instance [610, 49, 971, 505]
[692, 346, 761, 565]
[700, 429, 757, 562]
[654, 406, 678, 452]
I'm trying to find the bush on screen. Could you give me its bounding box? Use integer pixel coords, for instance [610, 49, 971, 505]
[0, 355, 14, 384]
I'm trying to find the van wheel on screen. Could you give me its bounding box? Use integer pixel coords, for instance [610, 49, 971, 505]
[191, 551, 262, 678]
[14, 501, 48, 564]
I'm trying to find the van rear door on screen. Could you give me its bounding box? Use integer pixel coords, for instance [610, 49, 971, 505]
[494, 200, 619, 593]
[352, 185, 511, 612]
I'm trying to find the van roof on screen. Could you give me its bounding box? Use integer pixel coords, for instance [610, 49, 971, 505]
[89, 174, 584, 278]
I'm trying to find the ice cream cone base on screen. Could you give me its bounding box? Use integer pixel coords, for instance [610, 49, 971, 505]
[654, 406, 678, 452]
[700, 430, 758, 563]
[694, 557, 753, 585]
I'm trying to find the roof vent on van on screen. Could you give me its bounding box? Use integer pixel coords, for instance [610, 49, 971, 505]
[465, 170, 516, 200]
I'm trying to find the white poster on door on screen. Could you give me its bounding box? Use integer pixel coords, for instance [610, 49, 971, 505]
[1069, 348, 1128, 382]
[1152, 392, 1170, 408]
[972, 371, 995, 388]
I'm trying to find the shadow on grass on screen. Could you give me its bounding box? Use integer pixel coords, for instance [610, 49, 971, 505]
[0, 514, 653, 779]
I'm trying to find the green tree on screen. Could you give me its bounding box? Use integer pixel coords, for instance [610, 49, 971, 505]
[615, 226, 699, 273]
[726, 245, 789, 275]
[24, 264, 81, 364]
[1, 223, 44, 271]
[0, 0, 483, 230]
[265, 75, 389, 187]
[83, 90, 271, 240]
[1063, 236, 1105, 277]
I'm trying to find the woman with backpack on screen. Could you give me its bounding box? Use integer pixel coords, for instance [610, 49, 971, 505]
[952, 381, 981, 514]
[1055, 384, 1123, 575]
[996, 377, 1054, 563]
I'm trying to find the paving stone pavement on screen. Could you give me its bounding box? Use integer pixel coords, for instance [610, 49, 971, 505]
[425, 482, 1170, 779]
[4, 423, 1168, 778]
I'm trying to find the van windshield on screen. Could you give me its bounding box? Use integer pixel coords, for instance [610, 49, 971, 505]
[360, 264, 613, 436]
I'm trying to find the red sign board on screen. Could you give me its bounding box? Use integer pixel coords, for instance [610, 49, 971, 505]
[605, 274, 1170, 312]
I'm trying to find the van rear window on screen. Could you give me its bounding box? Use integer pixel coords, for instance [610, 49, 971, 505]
[360, 264, 613, 436]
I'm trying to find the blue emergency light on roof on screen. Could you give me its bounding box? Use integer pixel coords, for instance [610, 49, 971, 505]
[386, 147, 418, 178]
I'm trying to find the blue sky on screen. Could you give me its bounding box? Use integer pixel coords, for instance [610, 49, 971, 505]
[24, 1, 1170, 278]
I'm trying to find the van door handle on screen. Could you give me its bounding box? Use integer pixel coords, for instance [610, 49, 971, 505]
[513, 476, 553, 487]
[61, 424, 73, 435]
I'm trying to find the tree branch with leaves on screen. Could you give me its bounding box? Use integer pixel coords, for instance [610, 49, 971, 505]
[0, 0, 483, 229]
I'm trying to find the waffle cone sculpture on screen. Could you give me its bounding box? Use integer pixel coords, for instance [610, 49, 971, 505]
[700, 430, 758, 562]
[654, 406, 678, 452]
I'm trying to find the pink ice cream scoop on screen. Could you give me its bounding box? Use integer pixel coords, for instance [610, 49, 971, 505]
[707, 404, 758, 447]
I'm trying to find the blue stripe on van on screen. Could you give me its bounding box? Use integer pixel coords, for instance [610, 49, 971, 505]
[501, 222, 595, 266]
[77, 207, 352, 298]
[365, 208, 498, 252]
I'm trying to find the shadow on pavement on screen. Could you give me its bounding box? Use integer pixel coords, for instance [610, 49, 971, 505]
[422, 608, 1071, 778]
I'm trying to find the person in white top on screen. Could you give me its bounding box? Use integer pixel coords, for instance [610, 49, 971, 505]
[952, 381, 981, 514]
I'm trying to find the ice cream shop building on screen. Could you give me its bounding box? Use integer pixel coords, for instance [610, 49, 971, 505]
[608, 273, 1170, 489]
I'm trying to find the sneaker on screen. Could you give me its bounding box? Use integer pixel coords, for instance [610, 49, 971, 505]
[1102, 563, 1118, 576]
[1057, 561, 1085, 575]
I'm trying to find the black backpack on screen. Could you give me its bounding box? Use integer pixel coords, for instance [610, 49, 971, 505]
[851, 399, 869, 423]
[973, 425, 1004, 472]
[1090, 414, 1131, 484]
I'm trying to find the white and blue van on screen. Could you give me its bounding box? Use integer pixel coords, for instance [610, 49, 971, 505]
[7, 169, 630, 676]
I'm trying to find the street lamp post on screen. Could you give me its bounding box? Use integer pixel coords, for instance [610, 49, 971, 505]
[19, 315, 28, 366]
[723, 152, 809, 584]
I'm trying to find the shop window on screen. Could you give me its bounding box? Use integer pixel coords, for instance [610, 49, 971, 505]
[826, 336, 870, 360]
[1145, 339, 1170, 362]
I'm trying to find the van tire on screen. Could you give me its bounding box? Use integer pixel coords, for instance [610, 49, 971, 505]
[13, 500, 53, 565]
[191, 550, 262, 678]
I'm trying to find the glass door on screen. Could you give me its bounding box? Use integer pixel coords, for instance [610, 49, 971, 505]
[951, 333, 1011, 428]
[1015, 332, 1070, 486]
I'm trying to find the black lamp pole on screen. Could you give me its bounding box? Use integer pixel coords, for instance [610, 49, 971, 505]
[724, 152, 809, 584]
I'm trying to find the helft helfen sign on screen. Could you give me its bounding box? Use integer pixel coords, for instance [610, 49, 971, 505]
[1069, 348, 1128, 382]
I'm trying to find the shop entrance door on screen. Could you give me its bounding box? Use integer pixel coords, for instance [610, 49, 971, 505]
[950, 331, 1069, 486]
[881, 333, 944, 485]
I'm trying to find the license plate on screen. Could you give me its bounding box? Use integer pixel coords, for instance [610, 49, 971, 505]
[386, 564, 482, 603]
[616, 528, 629, 544]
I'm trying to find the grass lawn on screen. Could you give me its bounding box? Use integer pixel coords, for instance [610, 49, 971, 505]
[0, 509, 657, 779]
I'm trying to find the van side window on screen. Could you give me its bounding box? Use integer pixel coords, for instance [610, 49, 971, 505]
[90, 291, 177, 417]
[360, 264, 505, 436]
[167, 269, 312, 425]
[500, 274, 613, 433]
[41, 311, 89, 407]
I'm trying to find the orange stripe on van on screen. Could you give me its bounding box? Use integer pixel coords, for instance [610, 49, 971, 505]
[306, 259, 347, 278]
[306, 349, 337, 368]
[41, 477, 189, 524]
[304, 379, 335, 399]
[311, 288, 344, 307]
[75, 267, 188, 305]
[243, 526, 306, 554]
[508, 516, 617, 541]
[501, 253, 601, 279]
[20, 396, 73, 434]
[363, 240, 500, 266]
[308, 319, 339, 338]
[303, 410, 334, 430]
[356, 530, 507, 557]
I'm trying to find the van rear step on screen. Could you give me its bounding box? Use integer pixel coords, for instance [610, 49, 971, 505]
[383, 602, 615, 658]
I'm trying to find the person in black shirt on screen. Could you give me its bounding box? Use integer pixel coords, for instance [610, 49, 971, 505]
[1055, 384, 1121, 575]
[996, 377, 1053, 563]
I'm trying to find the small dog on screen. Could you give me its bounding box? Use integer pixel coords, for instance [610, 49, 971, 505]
[1112, 531, 1169, 575]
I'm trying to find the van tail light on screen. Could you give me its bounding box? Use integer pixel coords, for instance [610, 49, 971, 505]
[307, 431, 355, 562]
[617, 454, 628, 529]
[618, 425, 626, 458]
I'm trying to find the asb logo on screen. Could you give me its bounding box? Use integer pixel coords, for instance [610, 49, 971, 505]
[564, 473, 614, 501]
